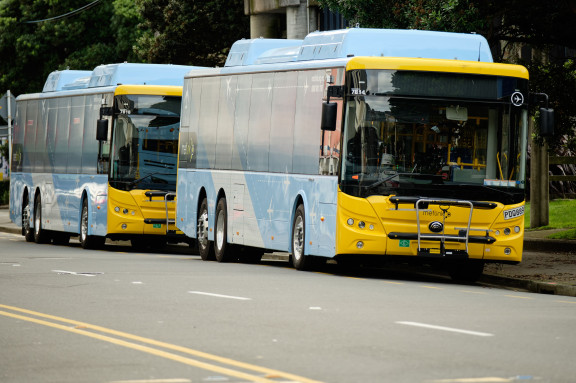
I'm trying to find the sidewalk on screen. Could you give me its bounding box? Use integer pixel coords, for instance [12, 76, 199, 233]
[1, 205, 574, 297]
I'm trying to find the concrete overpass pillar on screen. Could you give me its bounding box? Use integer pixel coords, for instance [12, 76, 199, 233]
[250, 13, 283, 38]
[286, 0, 317, 39]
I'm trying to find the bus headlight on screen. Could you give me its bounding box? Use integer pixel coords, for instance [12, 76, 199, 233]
[356, 241, 364, 249]
[347, 218, 354, 226]
[123, 208, 129, 215]
[514, 226, 521, 233]
[121, 224, 127, 230]
[358, 221, 365, 229]
[504, 248, 512, 255]
[114, 206, 120, 212]
[504, 228, 511, 235]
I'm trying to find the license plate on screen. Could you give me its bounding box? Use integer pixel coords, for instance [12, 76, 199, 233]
[503, 206, 524, 220]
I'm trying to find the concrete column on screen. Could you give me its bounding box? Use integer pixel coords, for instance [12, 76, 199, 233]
[250, 13, 281, 38]
[286, 0, 317, 39]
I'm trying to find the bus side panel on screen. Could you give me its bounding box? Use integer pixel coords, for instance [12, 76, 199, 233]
[241, 172, 336, 257]
[176, 169, 338, 257]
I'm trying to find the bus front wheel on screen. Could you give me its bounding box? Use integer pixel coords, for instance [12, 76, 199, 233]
[214, 198, 232, 262]
[291, 204, 313, 270]
[197, 198, 215, 261]
[447, 260, 485, 283]
[80, 199, 105, 249]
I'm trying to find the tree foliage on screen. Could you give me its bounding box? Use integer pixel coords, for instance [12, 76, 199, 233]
[318, 0, 576, 149]
[0, 0, 144, 96]
[134, 0, 249, 67]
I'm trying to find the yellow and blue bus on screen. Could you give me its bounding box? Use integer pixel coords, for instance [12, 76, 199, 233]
[10, 63, 202, 249]
[175, 28, 550, 281]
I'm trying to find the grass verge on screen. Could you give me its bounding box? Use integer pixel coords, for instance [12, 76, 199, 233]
[526, 199, 576, 239]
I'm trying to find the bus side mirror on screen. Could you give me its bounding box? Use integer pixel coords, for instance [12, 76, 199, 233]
[321, 102, 337, 131]
[96, 119, 109, 141]
[539, 108, 554, 137]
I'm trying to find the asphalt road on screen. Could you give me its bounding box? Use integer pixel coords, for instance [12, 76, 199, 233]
[1, 231, 575, 383]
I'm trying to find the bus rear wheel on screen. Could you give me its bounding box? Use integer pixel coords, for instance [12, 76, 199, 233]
[80, 199, 105, 249]
[33, 197, 50, 244]
[197, 198, 215, 261]
[214, 198, 232, 262]
[22, 195, 34, 242]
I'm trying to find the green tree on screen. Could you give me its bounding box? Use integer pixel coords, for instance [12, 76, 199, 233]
[134, 0, 249, 67]
[0, 0, 144, 96]
[318, 0, 576, 149]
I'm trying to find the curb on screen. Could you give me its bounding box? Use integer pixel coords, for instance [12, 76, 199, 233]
[480, 273, 576, 298]
[1, 226, 21, 235]
[523, 238, 576, 254]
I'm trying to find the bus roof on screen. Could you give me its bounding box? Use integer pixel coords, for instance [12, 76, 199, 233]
[42, 63, 202, 93]
[224, 28, 493, 67]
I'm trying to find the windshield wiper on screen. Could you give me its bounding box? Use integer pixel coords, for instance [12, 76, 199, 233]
[128, 172, 176, 189]
[364, 174, 399, 192]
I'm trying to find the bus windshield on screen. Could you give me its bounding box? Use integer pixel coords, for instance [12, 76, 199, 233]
[110, 95, 181, 191]
[340, 70, 529, 205]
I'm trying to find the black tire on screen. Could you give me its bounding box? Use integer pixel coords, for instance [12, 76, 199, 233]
[214, 198, 232, 262]
[291, 204, 312, 270]
[79, 199, 105, 249]
[447, 260, 485, 283]
[130, 237, 167, 251]
[130, 238, 150, 252]
[52, 232, 71, 246]
[237, 246, 264, 264]
[197, 198, 214, 261]
[22, 195, 34, 242]
[33, 197, 50, 244]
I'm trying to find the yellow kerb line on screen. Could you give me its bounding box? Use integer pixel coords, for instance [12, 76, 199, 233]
[0, 304, 322, 383]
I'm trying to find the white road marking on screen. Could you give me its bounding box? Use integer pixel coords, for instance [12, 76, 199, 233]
[396, 321, 494, 337]
[188, 291, 251, 301]
[52, 270, 103, 277]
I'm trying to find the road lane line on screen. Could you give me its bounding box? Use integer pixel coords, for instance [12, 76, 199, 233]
[504, 295, 532, 300]
[188, 291, 252, 300]
[396, 321, 494, 337]
[429, 377, 514, 382]
[0, 304, 321, 383]
[555, 300, 576, 304]
[108, 379, 192, 383]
